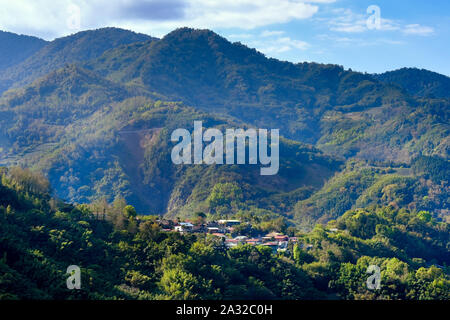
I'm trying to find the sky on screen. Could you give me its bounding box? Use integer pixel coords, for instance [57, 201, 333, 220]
[0, 0, 449, 76]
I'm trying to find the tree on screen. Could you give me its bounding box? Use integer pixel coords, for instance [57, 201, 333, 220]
[138, 221, 160, 241]
[112, 196, 127, 213]
[293, 244, 314, 265]
[193, 212, 206, 225]
[207, 182, 243, 213]
[123, 205, 137, 218]
[8, 167, 50, 196]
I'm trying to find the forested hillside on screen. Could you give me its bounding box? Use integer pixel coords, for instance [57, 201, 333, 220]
[0, 27, 448, 300]
[0, 31, 47, 72]
[85, 28, 449, 161]
[1, 168, 448, 300]
[1, 88, 341, 215]
[0, 28, 155, 94]
[0, 28, 448, 222]
[373, 68, 450, 99]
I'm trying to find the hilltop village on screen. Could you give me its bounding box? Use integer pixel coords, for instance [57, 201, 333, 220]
[156, 218, 313, 253]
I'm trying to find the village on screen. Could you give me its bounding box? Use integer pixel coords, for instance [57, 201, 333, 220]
[156, 218, 312, 253]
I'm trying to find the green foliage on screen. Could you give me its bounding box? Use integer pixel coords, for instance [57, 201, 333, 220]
[411, 155, 449, 184]
[0, 172, 448, 300]
[123, 205, 137, 218]
[373, 67, 450, 99]
[0, 28, 448, 300]
[293, 244, 315, 265]
[0, 27, 154, 94]
[0, 31, 46, 73]
[294, 167, 378, 229]
[207, 182, 243, 213]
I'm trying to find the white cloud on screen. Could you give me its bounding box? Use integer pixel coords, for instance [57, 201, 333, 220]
[403, 24, 434, 36]
[249, 36, 309, 55]
[278, 37, 309, 50]
[228, 33, 254, 39]
[326, 7, 434, 38]
[260, 30, 285, 37]
[317, 34, 406, 47]
[327, 8, 400, 33]
[0, 0, 335, 39]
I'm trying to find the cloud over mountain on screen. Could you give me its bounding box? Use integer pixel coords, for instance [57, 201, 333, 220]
[0, 0, 334, 39]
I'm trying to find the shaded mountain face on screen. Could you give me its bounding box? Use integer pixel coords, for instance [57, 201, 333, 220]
[373, 68, 450, 99]
[0, 27, 448, 227]
[0, 31, 47, 72]
[0, 85, 342, 215]
[0, 27, 156, 94]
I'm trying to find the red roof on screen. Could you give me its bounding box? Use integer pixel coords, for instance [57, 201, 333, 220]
[262, 242, 278, 246]
[211, 233, 226, 237]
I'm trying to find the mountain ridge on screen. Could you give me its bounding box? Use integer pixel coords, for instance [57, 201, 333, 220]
[373, 67, 450, 99]
[0, 30, 47, 72]
[83, 27, 448, 161]
[0, 27, 447, 227]
[0, 27, 157, 94]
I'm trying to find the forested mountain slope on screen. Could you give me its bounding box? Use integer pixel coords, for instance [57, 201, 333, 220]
[0, 27, 155, 94]
[0, 31, 47, 72]
[1, 168, 448, 300]
[0, 27, 447, 227]
[84, 28, 449, 161]
[373, 68, 450, 99]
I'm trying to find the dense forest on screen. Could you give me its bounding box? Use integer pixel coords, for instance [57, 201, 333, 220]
[0, 167, 448, 300]
[0, 28, 447, 218]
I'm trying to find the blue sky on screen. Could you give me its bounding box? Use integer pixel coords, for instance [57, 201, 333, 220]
[216, 0, 450, 75]
[0, 0, 448, 75]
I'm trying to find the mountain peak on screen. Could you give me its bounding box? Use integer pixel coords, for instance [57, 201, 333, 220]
[54, 27, 156, 43]
[165, 27, 220, 36]
[374, 67, 450, 98]
[0, 27, 157, 94]
[161, 27, 232, 50]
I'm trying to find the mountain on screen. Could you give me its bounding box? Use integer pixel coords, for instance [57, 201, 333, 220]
[0, 82, 342, 215]
[0, 65, 133, 154]
[294, 159, 449, 229]
[0, 26, 448, 302]
[0, 28, 156, 93]
[0, 31, 47, 72]
[0, 27, 448, 228]
[84, 28, 448, 162]
[373, 68, 450, 99]
[86, 28, 402, 144]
